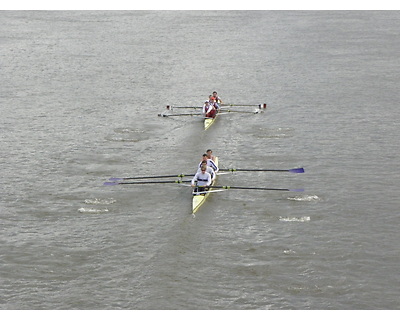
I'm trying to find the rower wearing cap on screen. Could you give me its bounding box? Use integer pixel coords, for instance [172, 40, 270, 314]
[203, 99, 217, 119]
[191, 164, 212, 195]
[198, 153, 219, 173]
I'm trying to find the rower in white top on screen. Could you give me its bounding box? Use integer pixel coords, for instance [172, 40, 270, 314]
[196, 160, 216, 181]
[198, 153, 219, 173]
[191, 164, 212, 195]
[202, 100, 215, 119]
[203, 95, 220, 119]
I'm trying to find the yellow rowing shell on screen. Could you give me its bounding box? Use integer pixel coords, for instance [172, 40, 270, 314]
[192, 157, 219, 214]
[204, 113, 218, 130]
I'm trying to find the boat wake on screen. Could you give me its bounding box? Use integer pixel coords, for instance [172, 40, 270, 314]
[279, 216, 311, 222]
[78, 198, 116, 213]
[105, 128, 150, 143]
[84, 198, 116, 205]
[288, 195, 320, 202]
[78, 207, 109, 214]
[253, 127, 295, 139]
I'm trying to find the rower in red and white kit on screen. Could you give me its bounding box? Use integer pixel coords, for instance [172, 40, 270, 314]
[209, 94, 221, 112]
[191, 164, 212, 195]
[198, 153, 219, 173]
[202, 99, 217, 119]
[212, 91, 222, 107]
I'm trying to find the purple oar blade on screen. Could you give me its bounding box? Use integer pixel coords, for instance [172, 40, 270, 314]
[103, 181, 118, 186]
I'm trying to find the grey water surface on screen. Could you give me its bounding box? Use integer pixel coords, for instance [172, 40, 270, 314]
[1, 11, 399, 309]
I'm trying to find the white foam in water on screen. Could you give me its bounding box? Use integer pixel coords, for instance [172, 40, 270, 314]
[84, 198, 116, 205]
[288, 195, 320, 202]
[78, 208, 109, 214]
[279, 216, 311, 222]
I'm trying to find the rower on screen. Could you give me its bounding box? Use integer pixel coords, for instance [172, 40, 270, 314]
[197, 160, 216, 181]
[209, 95, 220, 112]
[212, 91, 222, 108]
[203, 99, 217, 119]
[191, 164, 212, 195]
[198, 153, 219, 173]
[206, 149, 216, 162]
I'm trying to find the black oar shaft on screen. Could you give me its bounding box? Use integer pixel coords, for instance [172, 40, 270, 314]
[110, 174, 191, 181]
[104, 180, 192, 186]
[221, 104, 259, 107]
[166, 105, 201, 109]
[212, 186, 304, 192]
[220, 168, 304, 173]
[220, 110, 259, 114]
[110, 168, 304, 182]
[221, 103, 267, 108]
[221, 169, 287, 172]
[158, 113, 202, 117]
[122, 180, 191, 185]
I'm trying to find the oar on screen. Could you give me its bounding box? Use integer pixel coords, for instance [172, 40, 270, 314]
[109, 174, 193, 181]
[218, 109, 261, 114]
[211, 186, 304, 192]
[219, 167, 305, 173]
[166, 105, 202, 110]
[158, 113, 202, 117]
[192, 190, 225, 195]
[109, 168, 304, 182]
[104, 180, 192, 186]
[221, 103, 267, 109]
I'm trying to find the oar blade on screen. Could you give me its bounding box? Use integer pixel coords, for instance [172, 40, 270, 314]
[288, 168, 305, 173]
[109, 177, 123, 181]
[103, 181, 118, 186]
[288, 189, 305, 192]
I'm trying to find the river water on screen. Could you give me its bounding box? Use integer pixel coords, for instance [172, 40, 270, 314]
[1, 10, 399, 310]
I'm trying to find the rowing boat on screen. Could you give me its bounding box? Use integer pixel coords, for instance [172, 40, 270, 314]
[204, 100, 221, 130]
[160, 102, 265, 130]
[204, 111, 218, 130]
[104, 162, 304, 213]
[192, 157, 219, 214]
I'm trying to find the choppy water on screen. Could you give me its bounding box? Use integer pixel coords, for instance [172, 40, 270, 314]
[1, 10, 399, 309]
